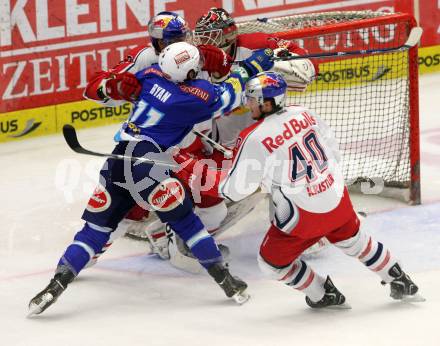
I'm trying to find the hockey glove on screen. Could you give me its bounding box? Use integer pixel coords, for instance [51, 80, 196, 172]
[272, 48, 316, 92]
[198, 44, 233, 82]
[240, 48, 274, 77]
[105, 72, 141, 102]
[172, 150, 224, 198]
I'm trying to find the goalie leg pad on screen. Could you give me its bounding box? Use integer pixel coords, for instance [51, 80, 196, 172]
[195, 201, 227, 234]
[168, 211, 223, 269]
[258, 255, 326, 302]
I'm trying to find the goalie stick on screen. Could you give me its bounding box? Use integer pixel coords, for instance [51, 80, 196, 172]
[270, 26, 423, 61]
[62, 124, 179, 168]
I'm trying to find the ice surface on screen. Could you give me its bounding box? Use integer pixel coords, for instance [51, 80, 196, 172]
[0, 73, 439, 346]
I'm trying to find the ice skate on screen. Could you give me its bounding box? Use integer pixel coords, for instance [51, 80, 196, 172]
[28, 269, 75, 316]
[305, 276, 351, 309]
[208, 263, 250, 304]
[383, 263, 425, 302]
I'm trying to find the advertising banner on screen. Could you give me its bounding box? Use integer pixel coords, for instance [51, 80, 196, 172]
[0, 0, 438, 143]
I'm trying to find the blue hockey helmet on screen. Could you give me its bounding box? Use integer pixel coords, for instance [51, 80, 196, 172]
[148, 12, 190, 53]
[245, 72, 288, 112]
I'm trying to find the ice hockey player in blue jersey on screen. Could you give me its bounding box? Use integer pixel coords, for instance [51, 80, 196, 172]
[28, 42, 274, 316]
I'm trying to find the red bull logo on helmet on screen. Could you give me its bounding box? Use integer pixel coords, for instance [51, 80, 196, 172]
[153, 16, 173, 29]
[258, 75, 280, 88]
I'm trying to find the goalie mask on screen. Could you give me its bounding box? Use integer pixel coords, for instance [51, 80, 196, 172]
[148, 12, 190, 53]
[246, 72, 287, 116]
[159, 42, 204, 83]
[194, 8, 238, 55]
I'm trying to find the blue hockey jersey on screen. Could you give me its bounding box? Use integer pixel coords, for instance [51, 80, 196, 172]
[118, 64, 245, 148]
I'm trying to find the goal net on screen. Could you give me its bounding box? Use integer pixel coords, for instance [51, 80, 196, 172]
[238, 11, 420, 204]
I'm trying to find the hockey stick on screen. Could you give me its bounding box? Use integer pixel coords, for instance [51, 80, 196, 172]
[272, 26, 423, 61]
[62, 124, 179, 168]
[192, 130, 233, 158]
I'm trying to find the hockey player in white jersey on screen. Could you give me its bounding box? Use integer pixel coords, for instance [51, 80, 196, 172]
[174, 71, 422, 308]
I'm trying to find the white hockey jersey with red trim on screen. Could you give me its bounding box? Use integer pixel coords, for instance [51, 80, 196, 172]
[219, 105, 345, 214]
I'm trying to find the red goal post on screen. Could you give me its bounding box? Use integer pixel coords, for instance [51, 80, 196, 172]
[237, 12, 420, 204]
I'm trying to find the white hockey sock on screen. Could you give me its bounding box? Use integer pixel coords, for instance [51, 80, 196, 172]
[258, 256, 326, 302]
[283, 259, 327, 302]
[334, 229, 397, 283]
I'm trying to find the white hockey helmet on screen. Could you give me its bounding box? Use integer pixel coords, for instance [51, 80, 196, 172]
[158, 42, 204, 83]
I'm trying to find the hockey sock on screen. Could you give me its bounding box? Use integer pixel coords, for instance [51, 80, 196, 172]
[57, 222, 112, 275]
[334, 229, 397, 283]
[168, 212, 223, 269]
[258, 256, 326, 302]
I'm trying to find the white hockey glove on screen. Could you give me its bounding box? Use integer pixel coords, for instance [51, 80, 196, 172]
[272, 48, 316, 92]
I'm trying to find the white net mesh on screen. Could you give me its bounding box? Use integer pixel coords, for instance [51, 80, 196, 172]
[239, 11, 415, 197]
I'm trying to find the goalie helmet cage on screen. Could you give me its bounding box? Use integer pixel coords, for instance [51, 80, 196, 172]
[237, 11, 420, 205]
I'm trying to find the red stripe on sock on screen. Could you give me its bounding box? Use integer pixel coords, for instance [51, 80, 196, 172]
[297, 271, 315, 291]
[152, 232, 166, 239]
[280, 263, 298, 281]
[373, 250, 391, 272]
[358, 237, 372, 260]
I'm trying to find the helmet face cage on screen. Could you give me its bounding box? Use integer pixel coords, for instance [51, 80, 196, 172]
[246, 72, 288, 110]
[148, 12, 190, 49]
[193, 8, 238, 50]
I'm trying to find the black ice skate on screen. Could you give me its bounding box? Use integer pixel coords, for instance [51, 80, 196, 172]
[208, 263, 250, 304]
[382, 263, 425, 302]
[28, 268, 75, 316]
[305, 276, 351, 309]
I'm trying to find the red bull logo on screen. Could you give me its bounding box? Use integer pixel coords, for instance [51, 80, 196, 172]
[153, 16, 172, 29]
[258, 75, 279, 88]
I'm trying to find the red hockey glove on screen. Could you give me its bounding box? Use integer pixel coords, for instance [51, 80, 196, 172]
[105, 72, 141, 102]
[172, 150, 225, 198]
[198, 44, 233, 82]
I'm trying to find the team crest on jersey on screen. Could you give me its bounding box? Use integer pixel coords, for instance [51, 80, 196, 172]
[86, 185, 111, 213]
[148, 178, 185, 211]
[264, 48, 273, 56]
[174, 50, 191, 65]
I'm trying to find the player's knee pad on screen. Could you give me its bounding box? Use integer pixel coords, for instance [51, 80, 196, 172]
[148, 178, 193, 222]
[195, 201, 227, 233]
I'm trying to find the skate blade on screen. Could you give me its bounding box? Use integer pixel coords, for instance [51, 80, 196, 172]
[401, 293, 426, 303]
[232, 290, 250, 305]
[323, 302, 352, 310]
[27, 303, 43, 317]
[27, 293, 54, 317]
